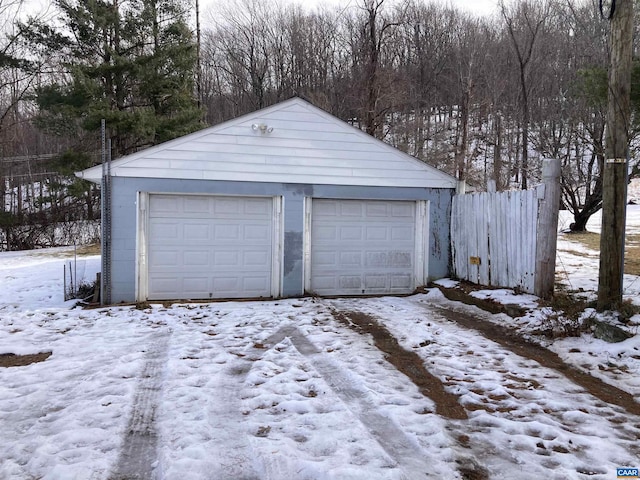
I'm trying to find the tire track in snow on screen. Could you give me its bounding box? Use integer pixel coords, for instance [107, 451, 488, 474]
[331, 309, 468, 420]
[263, 325, 446, 480]
[206, 357, 262, 480]
[324, 309, 490, 480]
[359, 296, 640, 478]
[109, 329, 170, 480]
[426, 297, 640, 416]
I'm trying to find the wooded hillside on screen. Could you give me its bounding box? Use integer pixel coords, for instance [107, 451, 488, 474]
[0, 0, 637, 249]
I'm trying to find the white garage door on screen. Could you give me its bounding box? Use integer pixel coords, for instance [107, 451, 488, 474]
[308, 199, 426, 296]
[146, 194, 276, 300]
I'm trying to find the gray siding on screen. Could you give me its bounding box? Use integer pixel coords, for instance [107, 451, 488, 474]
[108, 177, 454, 303]
[79, 99, 458, 189]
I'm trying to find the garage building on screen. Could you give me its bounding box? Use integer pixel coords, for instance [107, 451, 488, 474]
[77, 98, 459, 303]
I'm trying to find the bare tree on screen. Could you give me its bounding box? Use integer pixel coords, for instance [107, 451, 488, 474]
[501, 0, 552, 189]
[449, 14, 488, 182]
[351, 0, 403, 138]
[550, 0, 610, 231]
[397, 1, 455, 161]
[193, 0, 634, 212]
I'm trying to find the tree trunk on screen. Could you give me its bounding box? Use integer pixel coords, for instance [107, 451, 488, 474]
[364, 4, 380, 137]
[493, 114, 503, 190]
[457, 90, 470, 181]
[570, 210, 595, 232]
[0, 173, 4, 215]
[521, 102, 529, 190]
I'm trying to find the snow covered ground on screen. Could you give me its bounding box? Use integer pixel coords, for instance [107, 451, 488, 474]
[437, 206, 640, 410]
[556, 204, 640, 304]
[1, 208, 639, 479]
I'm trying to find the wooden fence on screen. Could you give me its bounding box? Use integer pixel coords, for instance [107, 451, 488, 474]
[450, 160, 561, 298]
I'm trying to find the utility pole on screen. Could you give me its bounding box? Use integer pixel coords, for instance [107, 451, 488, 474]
[597, 0, 633, 311]
[195, 0, 202, 110]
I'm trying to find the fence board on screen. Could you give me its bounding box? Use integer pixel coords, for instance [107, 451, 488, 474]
[517, 191, 525, 290]
[451, 185, 543, 294]
[494, 192, 502, 286]
[478, 194, 490, 285]
[525, 191, 538, 291]
[471, 194, 480, 283]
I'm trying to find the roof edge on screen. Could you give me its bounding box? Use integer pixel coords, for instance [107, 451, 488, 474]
[76, 97, 459, 186]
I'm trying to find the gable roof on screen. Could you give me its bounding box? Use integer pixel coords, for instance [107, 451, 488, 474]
[77, 97, 458, 189]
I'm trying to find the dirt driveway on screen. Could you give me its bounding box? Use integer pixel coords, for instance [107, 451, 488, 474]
[100, 295, 640, 480]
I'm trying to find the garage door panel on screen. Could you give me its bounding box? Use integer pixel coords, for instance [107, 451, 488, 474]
[152, 196, 181, 214]
[392, 226, 413, 240]
[311, 251, 337, 267]
[339, 276, 362, 289]
[312, 275, 337, 290]
[391, 203, 414, 217]
[244, 251, 270, 267]
[214, 199, 242, 215]
[366, 226, 388, 241]
[390, 275, 412, 289]
[244, 199, 271, 215]
[147, 194, 274, 300]
[365, 251, 386, 267]
[183, 251, 209, 266]
[212, 276, 239, 292]
[183, 196, 210, 213]
[213, 224, 240, 241]
[183, 277, 209, 291]
[242, 276, 270, 292]
[339, 202, 363, 216]
[314, 201, 338, 216]
[391, 251, 412, 267]
[365, 202, 389, 216]
[365, 250, 413, 268]
[340, 226, 363, 241]
[149, 222, 181, 244]
[149, 276, 181, 295]
[314, 225, 337, 241]
[364, 275, 386, 289]
[339, 251, 361, 266]
[214, 251, 239, 266]
[371, 253, 412, 269]
[310, 199, 416, 296]
[183, 225, 209, 243]
[150, 250, 179, 267]
[244, 224, 271, 241]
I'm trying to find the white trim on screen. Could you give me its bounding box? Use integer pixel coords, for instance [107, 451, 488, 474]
[136, 192, 149, 302]
[303, 197, 313, 293]
[414, 200, 430, 287]
[271, 196, 284, 298]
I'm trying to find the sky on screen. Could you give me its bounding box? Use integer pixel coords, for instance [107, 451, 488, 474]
[208, 0, 501, 17]
[18, 0, 501, 25]
[324, 0, 501, 16]
[449, 0, 499, 16]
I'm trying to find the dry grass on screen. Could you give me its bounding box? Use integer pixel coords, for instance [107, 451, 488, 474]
[626, 235, 640, 276]
[0, 352, 52, 368]
[562, 232, 640, 275]
[559, 248, 598, 259]
[562, 232, 601, 251]
[29, 243, 100, 259]
[75, 243, 101, 256]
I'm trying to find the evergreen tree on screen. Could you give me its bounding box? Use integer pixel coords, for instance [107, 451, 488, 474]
[22, 0, 202, 159]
